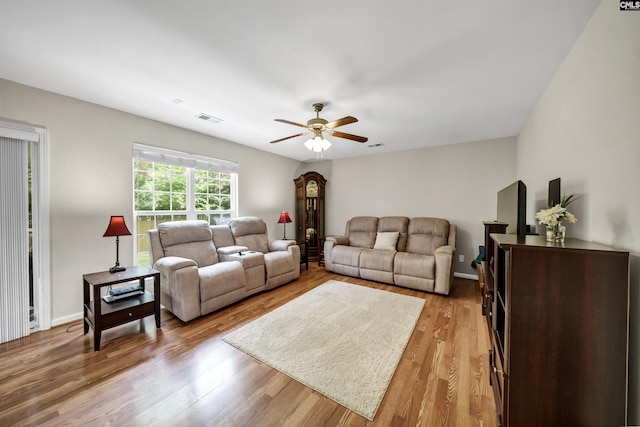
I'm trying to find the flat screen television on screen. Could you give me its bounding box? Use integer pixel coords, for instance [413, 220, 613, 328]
[497, 180, 527, 237]
[548, 177, 561, 207]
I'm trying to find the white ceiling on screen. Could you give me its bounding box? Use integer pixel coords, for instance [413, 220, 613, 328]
[0, 1, 600, 162]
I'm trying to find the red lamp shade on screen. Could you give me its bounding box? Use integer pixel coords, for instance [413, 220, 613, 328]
[277, 212, 292, 224]
[103, 216, 132, 237]
[103, 216, 131, 273]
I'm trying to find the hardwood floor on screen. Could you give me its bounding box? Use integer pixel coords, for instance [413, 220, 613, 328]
[0, 265, 497, 427]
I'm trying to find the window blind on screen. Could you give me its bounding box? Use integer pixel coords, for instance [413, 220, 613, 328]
[132, 143, 239, 174]
[0, 137, 30, 343]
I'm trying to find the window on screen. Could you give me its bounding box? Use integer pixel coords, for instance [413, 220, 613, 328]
[132, 144, 238, 266]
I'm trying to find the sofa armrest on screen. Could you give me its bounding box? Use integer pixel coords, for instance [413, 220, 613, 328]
[434, 245, 455, 256]
[326, 235, 349, 245]
[323, 237, 349, 271]
[268, 239, 296, 252]
[153, 256, 201, 322]
[217, 245, 249, 256]
[434, 245, 456, 295]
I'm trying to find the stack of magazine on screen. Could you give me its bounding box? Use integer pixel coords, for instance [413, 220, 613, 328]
[102, 284, 143, 303]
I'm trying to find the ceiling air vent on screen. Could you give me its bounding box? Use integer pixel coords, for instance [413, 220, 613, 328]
[195, 113, 223, 124]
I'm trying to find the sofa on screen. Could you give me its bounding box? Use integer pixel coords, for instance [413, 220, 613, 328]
[324, 216, 456, 295]
[148, 217, 300, 322]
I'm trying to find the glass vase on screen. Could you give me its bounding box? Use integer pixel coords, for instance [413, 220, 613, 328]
[546, 223, 566, 243]
[556, 224, 566, 243]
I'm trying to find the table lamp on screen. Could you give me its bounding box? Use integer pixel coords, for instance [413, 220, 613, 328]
[277, 211, 292, 240]
[103, 215, 132, 273]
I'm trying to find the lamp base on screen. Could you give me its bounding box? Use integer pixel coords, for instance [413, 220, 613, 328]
[109, 265, 126, 273]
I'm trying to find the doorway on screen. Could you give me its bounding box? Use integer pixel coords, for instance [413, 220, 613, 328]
[0, 121, 50, 343]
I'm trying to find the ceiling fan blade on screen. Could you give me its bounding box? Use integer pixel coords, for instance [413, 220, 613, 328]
[329, 130, 368, 143]
[325, 116, 358, 129]
[275, 118, 307, 128]
[270, 133, 306, 144]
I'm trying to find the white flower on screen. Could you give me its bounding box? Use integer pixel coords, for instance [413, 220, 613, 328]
[536, 203, 578, 226]
[564, 211, 577, 224]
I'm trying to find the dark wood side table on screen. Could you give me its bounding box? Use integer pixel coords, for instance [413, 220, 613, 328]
[297, 240, 309, 270]
[318, 237, 325, 267]
[83, 266, 160, 351]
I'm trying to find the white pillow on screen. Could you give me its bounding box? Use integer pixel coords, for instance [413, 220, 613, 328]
[373, 231, 399, 251]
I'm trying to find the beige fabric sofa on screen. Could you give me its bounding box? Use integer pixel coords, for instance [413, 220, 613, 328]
[148, 217, 300, 322]
[324, 216, 456, 295]
[214, 216, 300, 290]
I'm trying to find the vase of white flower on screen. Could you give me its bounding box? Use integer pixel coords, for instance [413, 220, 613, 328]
[536, 194, 579, 243]
[546, 222, 566, 243]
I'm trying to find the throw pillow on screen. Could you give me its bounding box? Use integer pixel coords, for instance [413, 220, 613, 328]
[373, 231, 399, 251]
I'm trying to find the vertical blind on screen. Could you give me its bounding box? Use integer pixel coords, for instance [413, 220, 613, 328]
[0, 137, 30, 343]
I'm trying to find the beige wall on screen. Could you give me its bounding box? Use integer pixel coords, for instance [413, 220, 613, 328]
[306, 137, 518, 277]
[0, 75, 519, 325]
[0, 78, 300, 323]
[517, 1, 640, 422]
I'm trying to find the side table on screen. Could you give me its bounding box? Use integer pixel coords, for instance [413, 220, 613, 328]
[83, 266, 160, 351]
[297, 240, 309, 270]
[318, 237, 325, 267]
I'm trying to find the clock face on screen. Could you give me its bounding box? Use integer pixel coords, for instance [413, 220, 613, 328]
[306, 180, 318, 197]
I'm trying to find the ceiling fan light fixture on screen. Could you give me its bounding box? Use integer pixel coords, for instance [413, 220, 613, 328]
[319, 137, 331, 152]
[304, 135, 331, 153]
[270, 103, 367, 151]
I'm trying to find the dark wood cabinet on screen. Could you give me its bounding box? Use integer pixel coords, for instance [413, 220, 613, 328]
[294, 172, 326, 262]
[486, 234, 629, 426]
[482, 221, 508, 327]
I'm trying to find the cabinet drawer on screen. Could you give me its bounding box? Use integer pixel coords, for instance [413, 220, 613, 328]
[490, 330, 506, 424]
[101, 301, 155, 329]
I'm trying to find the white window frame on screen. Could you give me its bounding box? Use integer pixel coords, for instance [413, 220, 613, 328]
[132, 143, 239, 266]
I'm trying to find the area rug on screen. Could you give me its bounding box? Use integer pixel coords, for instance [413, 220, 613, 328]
[222, 280, 425, 420]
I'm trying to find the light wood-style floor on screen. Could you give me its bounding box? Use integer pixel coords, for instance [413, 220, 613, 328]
[0, 265, 496, 427]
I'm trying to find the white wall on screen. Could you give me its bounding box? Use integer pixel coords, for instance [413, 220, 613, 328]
[0, 78, 301, 324]
[517, 1, 640, 422]
[305, 137, 518, 277]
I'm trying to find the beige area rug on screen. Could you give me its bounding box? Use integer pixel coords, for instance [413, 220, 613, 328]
[222, 280, 426, 420]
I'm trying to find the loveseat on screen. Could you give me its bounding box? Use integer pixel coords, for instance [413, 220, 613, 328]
[324, 216, 456, 295]
[148, 217, 300, 322]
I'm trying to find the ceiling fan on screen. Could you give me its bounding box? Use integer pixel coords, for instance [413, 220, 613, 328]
[270, 103, 368, 151]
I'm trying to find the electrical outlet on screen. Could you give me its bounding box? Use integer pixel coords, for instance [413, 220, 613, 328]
[459, 254, 465, 263]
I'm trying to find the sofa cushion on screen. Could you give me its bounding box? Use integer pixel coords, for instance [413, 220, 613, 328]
[158, 220, 219, 267]
[264, 251, 294, 278]
[346, 216, 379, 248]
[405, 217, 450, 256]
[199, 261, 246, 300]
[378, 216, 410, 252]
[211, 224, 236, 248]
[394, 252, 435, 279]
[360, 248, 395, 271]
[332, 245, 365, 268]
[229, 217, 269, 253]
[373, 232, 399, 251]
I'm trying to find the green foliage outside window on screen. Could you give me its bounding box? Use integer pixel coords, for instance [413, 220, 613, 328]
[133, 158, 236, 266]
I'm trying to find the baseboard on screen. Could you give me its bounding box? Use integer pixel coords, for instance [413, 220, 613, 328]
[52, 312, 83, 327]
[454, 272, 479, 281]
[52, 276, 479, 327]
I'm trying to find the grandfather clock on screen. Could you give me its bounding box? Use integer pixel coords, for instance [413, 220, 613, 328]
[294, 171, 326, 262]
